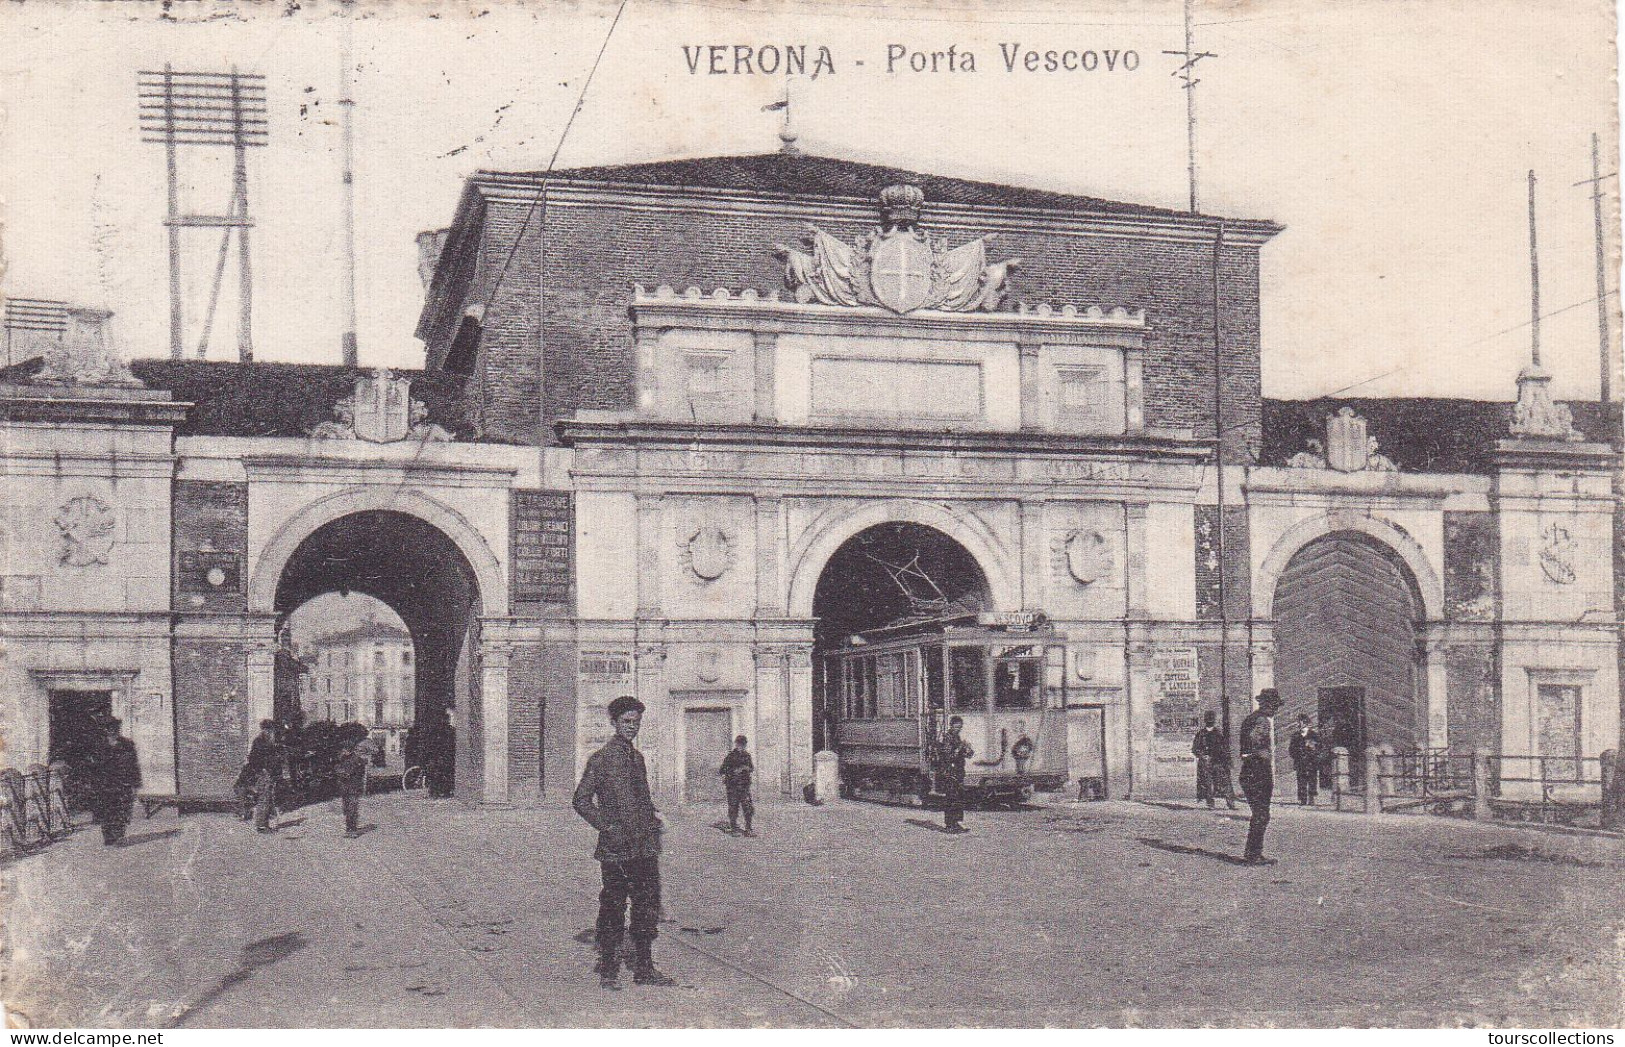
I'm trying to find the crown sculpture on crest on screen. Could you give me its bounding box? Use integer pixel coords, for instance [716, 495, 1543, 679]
[773, 184, 1022, 314]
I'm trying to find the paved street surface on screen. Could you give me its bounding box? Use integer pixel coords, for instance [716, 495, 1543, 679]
[4, 793, 1621, 1028]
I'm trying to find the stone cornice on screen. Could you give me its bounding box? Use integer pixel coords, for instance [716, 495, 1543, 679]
[0, 384, 191, 427]
[1492, 438, 1618, 473]
[556, 417, 1213, 463]
[630, 285, 1146, 346]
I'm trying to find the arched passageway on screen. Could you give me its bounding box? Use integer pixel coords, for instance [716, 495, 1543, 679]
[810, 521, 993, 751]
[1272, 531, 1426, 781]
[272, 510, 481, 798]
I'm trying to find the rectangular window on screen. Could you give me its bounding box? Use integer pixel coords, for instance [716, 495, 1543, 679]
[375, 699, 384, 724]
[1057, 365, 1111, 429]
[1535, 683, 1582, 780]
[994, 653, 1041, 710]
[949, 647, 988, 713]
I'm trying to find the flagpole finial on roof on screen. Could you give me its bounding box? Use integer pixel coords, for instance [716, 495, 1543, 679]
[764, 80, 800, 154]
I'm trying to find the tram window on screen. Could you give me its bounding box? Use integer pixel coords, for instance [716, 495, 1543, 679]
[904, 650, 921, 716]
[863, 658, 878, 718]
[949, 647, 988, 712]
[878, 653, 905, 717]
[995, 658, 1041, 709]
[925, 647, 945, 710]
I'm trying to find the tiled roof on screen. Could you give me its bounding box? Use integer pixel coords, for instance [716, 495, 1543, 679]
[126, 360, 489, 442]
[486, 151, 1279, 227]
[306, 620, 411, 647]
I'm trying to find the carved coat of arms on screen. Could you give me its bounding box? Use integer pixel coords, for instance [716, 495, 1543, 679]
[680, 523, 735, 582]
[55, 495, 116, 567]
[1056, 529, 1112, 586]
[309, 369, 453, 443]
[774, 184, 1021, 314]
[1538, 522, 1578, 585]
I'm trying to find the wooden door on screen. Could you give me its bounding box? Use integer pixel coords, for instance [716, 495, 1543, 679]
[684, 708, 732, 802]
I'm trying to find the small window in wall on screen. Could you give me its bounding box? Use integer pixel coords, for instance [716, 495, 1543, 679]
[684, 353, 726, 397]
[1057, 365, 1112, 430]
[1535, 683, 1582, 780]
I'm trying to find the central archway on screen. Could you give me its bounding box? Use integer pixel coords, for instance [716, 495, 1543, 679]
[809, 521, 994, 752]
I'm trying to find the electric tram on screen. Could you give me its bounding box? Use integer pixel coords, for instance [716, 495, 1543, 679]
[821, 611, 1069, 805]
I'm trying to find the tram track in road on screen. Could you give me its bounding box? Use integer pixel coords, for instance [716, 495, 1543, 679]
[365, 801, 859, 1027]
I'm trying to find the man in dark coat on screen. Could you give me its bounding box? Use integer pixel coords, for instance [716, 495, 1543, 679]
[719, 735, 755, 836]
[1238, 689, 1284, 865]
[91, 718, 141, 845]
[573, 695, 676, 990]
[1191, 711, 1238, 810]
[243, 719, 285, 833]
[334, 742, 369, 838]
[1287, 714, 1323, 806]
[937, 715, 974, 834]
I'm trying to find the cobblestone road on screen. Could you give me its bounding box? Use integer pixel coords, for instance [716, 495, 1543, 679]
[4, 793, 1621, 1028]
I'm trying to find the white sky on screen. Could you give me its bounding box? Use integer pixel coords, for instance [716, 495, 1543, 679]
[0, 0, 1619, 401]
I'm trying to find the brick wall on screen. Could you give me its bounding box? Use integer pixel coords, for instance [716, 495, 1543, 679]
[504, 641, 579, 803]
[1443, 511, 1499, 621]
[439, 194, 1265, 455]
[173, 639, 252, 801]
[1446, 645, 1500, 754]
[173, 481, 249, 614]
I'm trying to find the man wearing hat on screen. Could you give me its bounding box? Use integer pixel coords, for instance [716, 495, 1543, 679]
[90, 717, 141, 845]
[572, 695, 676, 990]
[1237, 688, 1284, 865]
[243, 719, 286, 833]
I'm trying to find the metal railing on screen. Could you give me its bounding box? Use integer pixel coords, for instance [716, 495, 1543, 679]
[1, 762, 75, 855]
[1328, 746, 1617, 827]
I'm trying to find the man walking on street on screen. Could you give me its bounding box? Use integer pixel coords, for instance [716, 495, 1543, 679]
[573, 696, 676, 990]
[1238, 688, 1284, 865]
[1191, 711, 1238, 810]
[1288, 714, 1323, 807]
[719, 735, 755, 836]
[244, 719, 285, 833]
[938, 716, 974, 834]
[90, 718, 141, 845]
[334, 741, 368, 838]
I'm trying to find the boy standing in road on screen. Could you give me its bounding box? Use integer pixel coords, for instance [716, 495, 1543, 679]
[937, 716, 974, 834]
[334, 742, 368, 838]
[1238, 689, 1284, 865]
[719, 735, 755, 836]
[573, 696, 677, 990]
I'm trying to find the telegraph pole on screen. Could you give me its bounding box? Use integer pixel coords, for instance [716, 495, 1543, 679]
[1163, 0, 1217, 214]
[139, 67, 268, 362]
[1529, 169, 1542, 368]
[1574, 132, 1616, 401]
[339, 1, 359, 367]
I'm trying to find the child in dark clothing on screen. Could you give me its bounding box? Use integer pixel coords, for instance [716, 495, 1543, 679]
[719, 735, 755, 836]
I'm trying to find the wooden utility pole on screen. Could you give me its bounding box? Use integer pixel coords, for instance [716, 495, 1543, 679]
[1163, 0, 1217, 214]
[1529, 169, 1542, 368]
[163, 65, 182, 360]
[1574, 132, 1617, 401]
[339, 3, 359, 367]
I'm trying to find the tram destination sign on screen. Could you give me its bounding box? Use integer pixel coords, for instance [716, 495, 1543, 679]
[512, 490, 574, 608]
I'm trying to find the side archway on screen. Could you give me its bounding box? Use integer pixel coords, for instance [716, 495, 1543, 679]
[1255, 510, 1442, 622]
[248, 486, 506, 616]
